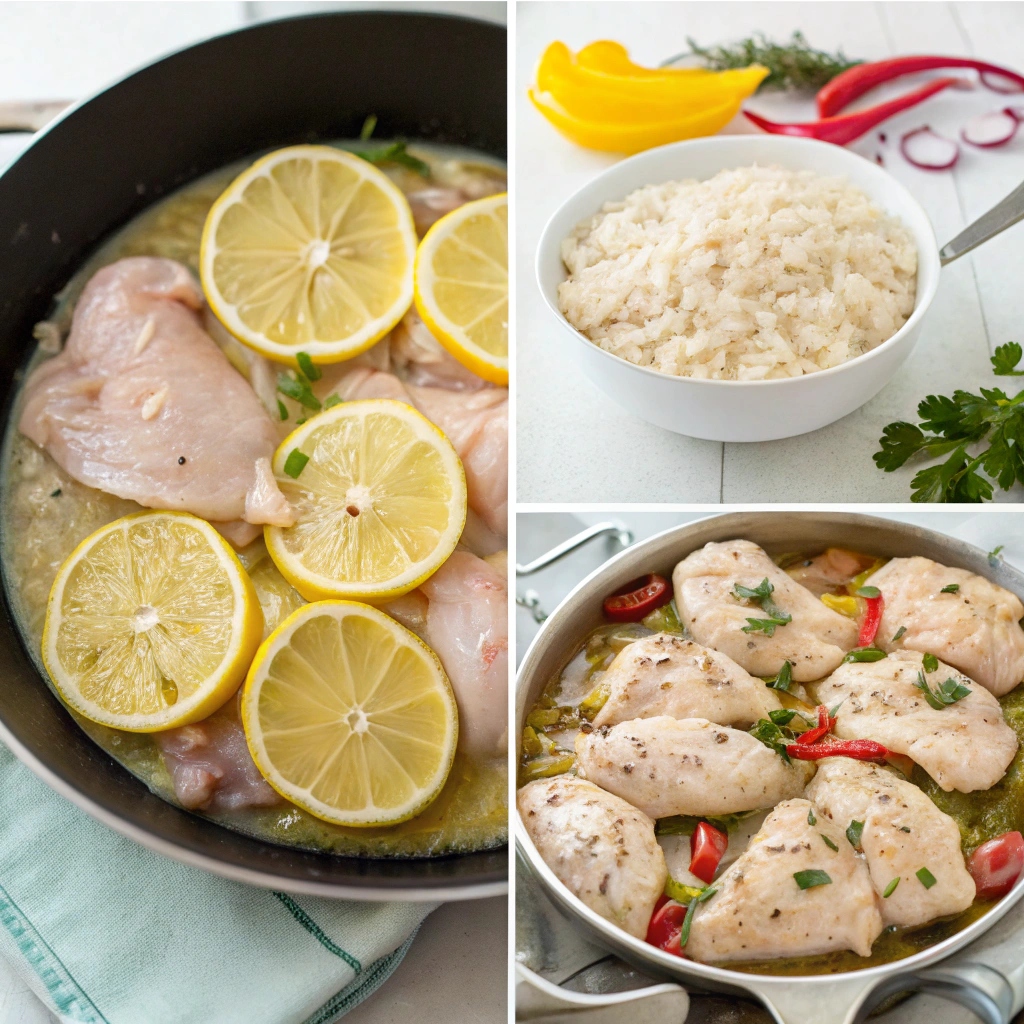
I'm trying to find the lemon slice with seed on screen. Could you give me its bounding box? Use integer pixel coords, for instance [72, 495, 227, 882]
[265, 399, 467, 603]
[200, 145, 417, 364]
[414, 193, 508, 385]
[42, 512, 263, 733]
[242, 601, 457, 826]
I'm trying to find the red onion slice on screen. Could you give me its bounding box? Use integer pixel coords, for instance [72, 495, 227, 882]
[900, 126, 960, 169]
[981, 70, 1024, 95]
[962, 109, 1019, 147]
[1005, 105, 1024, 122]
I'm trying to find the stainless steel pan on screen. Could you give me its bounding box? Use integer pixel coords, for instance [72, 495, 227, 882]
[515, 511, 1024, 1023]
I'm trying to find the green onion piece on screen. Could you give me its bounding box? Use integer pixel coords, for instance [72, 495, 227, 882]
[283, 449, 310, 479]
[295, 417, 307, 426]
[883, 877, 900, 898]
[277, 399, 288, 421]
[940, 584, 960, 594]
[360, 114, 377, 140]
[807, 807, 816, 826]
[842, 647, 887, 664]
[323, 394, 343, 410]
[679, 886, 717, 947]
[916, 867, 937, 889]
[277, 372, 322, 411]
[821, 834, 838, 851]
[296, 351, 322, 382]
[892, 626, 907, 642]
[856, 585, 881, 598]
[922, 653, 939, 673]
[846, 820, 864, 848]
[766, 660, 794, 691]
[793, 869, 832, 890]
[989, 545, 1005, 567]
[769, 708, 797, 726]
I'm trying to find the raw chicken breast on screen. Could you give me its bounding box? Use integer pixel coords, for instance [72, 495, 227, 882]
[674, 540, 858, 681]
[388, 310, 488, 391]
[871, 557, 1024, 696]
[593, 634, 782, 729]
[687, 799, 883, 961]
[806, 758, 975, 927]
[575, 717, 813, 819]
[155, 694, 279, 812]
[386, 550, 508, 758]
[518, 775, 666, 939]
[326, 366, 507, 539]
[820, 650, 1017, 793]
[19, 257, 293, 529]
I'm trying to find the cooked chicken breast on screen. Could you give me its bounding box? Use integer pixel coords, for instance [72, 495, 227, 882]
[674, 540, 858, 681]
[575, 717, 813, 819]
[871, 556, 1024, 697]
[517, 776, 666, 939]
[687, 798, 883, 961]
[806, 758, 975, 927]
[593, 634, 782, 729]
[19, 257, 293, 530]
[820, 650, 1017, 793]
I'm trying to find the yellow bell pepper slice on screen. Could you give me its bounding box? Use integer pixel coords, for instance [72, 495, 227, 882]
[576, 39, 709, 78]
[821, 593, 860, 618]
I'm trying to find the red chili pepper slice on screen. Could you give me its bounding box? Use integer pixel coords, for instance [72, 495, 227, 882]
[603, 573, 672, 623]
[967, 831, 1024, 901]
[786, 738, 890, 762]
[858, 594, 884, 647]
[818, 56, 1024, 117]
[645, 896, 686, 956]
[795, 705, 834, 745]
[744, 77, 959, 146]
[689, 822, 728, 884]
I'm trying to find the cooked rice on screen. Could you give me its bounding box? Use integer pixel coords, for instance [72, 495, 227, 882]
[558, 165, 918, 381]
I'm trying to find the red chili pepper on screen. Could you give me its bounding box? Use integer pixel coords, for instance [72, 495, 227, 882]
[858, 594, 884, 647]
[818, 56, 1024, 117]
[787, 738, 890, 762]
[645, 896, 686, 956]
[603, 574, 672, 623]
[795, 705, 834, 745]
[689, 822, 728, 884]
[744, 77, 959, 146]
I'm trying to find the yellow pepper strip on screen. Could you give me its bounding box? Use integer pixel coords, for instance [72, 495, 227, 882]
[821, 593, 860, 618]
[665, 877, 705, 903]
[846, 559, 888, 596]
[519, 753, 575, 784]
[579, 678, 611, 719]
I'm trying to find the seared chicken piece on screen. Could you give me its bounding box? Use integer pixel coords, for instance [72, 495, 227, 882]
[820, 650, 1017, 792]
[687, 799, 883, 961]
[786, 548, 880, 597]
[517, 776, 666, 939]
[575, 717, 813, 819]
[593, 634, 782, 729]
[871, 556, 1024, 697]
[19, 258, 293, 530]
[673, 540, 858, 681]
[806, 758, 975, 927]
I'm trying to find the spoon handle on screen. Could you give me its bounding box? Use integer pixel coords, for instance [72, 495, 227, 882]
[940, 179, 1024, 265]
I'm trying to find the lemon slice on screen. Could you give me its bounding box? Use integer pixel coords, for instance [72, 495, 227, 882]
[242, 601, 458, 826]
[200, 145, 417, 364]
[265, 399, 467, 603]
[42, 512, 263, 733]
[414, 193, 508, 385]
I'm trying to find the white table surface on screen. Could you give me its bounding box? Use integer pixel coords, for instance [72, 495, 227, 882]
[0, 3, 506, 1023]
[515, 1, 1024, 503]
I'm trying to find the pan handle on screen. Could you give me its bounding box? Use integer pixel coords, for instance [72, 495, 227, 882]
[0, 101, 71, 133]
[515, 521, 634, 576]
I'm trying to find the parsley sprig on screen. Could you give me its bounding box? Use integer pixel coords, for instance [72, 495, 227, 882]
[734, 578, 792, 636]
[914, 670, 971, 710]
[874, 342, 1024, 502]
[750, 718, 793, 763]
[352, 114, 430, 177]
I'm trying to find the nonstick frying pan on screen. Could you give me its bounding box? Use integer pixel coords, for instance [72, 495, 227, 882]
[0, 10, 507, 902]
[516, 512, 1024, 1021]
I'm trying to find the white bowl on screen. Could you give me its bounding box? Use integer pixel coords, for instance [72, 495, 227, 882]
[535, 135, 941, 442]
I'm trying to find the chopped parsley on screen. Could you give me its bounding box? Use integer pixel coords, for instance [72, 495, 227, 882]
[807, 807, 817, 826]
[856, 585, 881, 598]
[940, 583, 960, 594]
[846, 820, 864, 848]
[842, 647, 887, 664]
[794, 869, 832, 890]
[282, 449, 310, 479]
[765, 660, 794, 692]
[922, 653, 939, 673]
[883, 877, 900, 898]
[916, 867, 937, 889]
[749, 719, 792, 763]
[892, 626, 907, 643]
[735, 578, 792, 636]
[49, 488, 61, 498]
[915, 671, 971, 710]
[821, 834, 838, 851]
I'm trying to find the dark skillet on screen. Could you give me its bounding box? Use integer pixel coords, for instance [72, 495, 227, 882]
[0, 11, 507, 901]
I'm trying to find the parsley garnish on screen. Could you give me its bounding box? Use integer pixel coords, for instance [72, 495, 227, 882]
[765, 660, 794, 692]
[807, 807, 817, 826]
[769, 708, 797, 726]
[883, 877, 900, 898]
[846, 820, 864, 848]
[735, 578, 792, 636]
[842, 647, 887, 664]
[892, 626, 907, 642]
[940, 583, 960, 594]
[874, 342, 1024, 502]
[353, 140, 430, 177]
[821, 833, 838, 851]
[914, 671, 971, 710]
[916, 867, 937, 889]
[750, 719, 792, 763]
[794, 869, 832, 890]
[283, 449, 310, 479]
[922, 653, 939, 673]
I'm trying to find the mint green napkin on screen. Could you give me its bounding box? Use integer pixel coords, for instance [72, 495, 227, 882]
[0, 742, 435, 1024]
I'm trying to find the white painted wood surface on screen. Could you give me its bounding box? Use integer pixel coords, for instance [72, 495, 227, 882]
[0, 4, 506, 1023]
[516, 1, 1024, 503]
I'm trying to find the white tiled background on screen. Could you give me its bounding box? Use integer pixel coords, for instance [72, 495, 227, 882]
[0, 5, 506, 1023]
